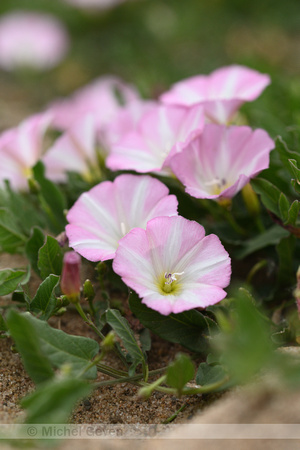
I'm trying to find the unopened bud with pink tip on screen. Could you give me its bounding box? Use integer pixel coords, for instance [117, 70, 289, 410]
[60, 251, 81, 303]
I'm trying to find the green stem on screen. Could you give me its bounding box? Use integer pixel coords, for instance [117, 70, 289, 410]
[77, 353, 104, 378]
[163, 404, 187, 424]
[75, 302, 105, 340]
[181, 375, 230, 395]
[246, 259, 267, 285]
[223, 209, 247, 235]
[95, 362, 229, 396]
[75, 302, 128, 367]
[255, 216, 265, 233]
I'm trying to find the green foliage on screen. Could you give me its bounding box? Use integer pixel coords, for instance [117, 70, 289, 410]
[0, 268, 28, 295]
[32, 161, 67, 234]
[25, 314, 100, 379]
[251, 178, 281, 216]
[37, 236, 63, 279]
[30, 274, 60, 320]
[6, 310, 55, 385]
[213, 289, 274, 384]
[21, 377, 92, 424]
[129, 292, 216, 353]
[235, 225, 289, 259]
[166, 353, 195, 396]
[0, 313, 8, 332]
[0, 208, 26, 253]
[25, 227, 45, 277]
[196, 363, 226, 386]
[106, 308, 146, 375]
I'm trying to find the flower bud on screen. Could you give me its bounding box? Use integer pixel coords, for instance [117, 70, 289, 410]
[100, 331, 116, 352]
[83, 279, 95, 303]
[60, 251, 81, 303]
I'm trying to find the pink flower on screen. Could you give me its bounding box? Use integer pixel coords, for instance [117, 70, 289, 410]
[103, 98, 156, 150]
[43, 114, 99, 183]
[160, 65, 270, 124]
[48, 76, 139, 134]
[106, 104, 205, 174]
[66, 174, 178, 262]
[169, 124, 275, 200]
[0, 11, 69, 71]
[61, 251, 81, 302]
[63, 0, 126, 9]
[0, 113, 51, 190]
[113, 216, 231, 315]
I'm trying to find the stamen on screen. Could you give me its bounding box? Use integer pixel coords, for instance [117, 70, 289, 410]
[120, 222, 126, 236]
[164, 271, 184, 285]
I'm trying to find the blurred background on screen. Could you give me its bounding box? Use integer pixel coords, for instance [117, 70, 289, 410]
[0, 0, 299, 136]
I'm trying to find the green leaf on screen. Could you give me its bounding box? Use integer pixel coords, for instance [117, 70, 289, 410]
[276, 136, 300, 172]
[21, 377, 92, 424]
[278, 193, 290, 222]
[287, 200, 300, 226]
[215, 288, 274, 384]
[0, 312, 8, 332]
[251, 178, 281, 216]
[25, 227, 45, 277]
[276, 235, 296, 287]
[129, 292, 213, 353]
[30, 274, 60, 320]
[139, 328, 151, 355]
[196, 363, 226, 386]
[32, 161, 67, 233]
[0, 269, 27, 295]
[6, 310, 54, 385]
[1, 181, 47, 235]
[0, 208, 26, 253]
[166, 353, 194, 395]
[106, 309, 145, 373]
[38, 236, 63, 279]
[26, 314, 99, 379]
[235, 225, 290, 259]
[289, 159, 300, 184]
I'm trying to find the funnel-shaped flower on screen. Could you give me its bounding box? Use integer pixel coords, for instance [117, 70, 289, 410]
[43, 114, 98, 183]
[106, 103, 204, 174]
[170, 124, 275, 200]
[49, 75, 139, 133]
[0, 113, 51, 190]
[66, 174, 178, 262]
[0, 11, 69, 71]
[160, 65, 270, 124]
[103, 98, 156, 149]
[113, 216, 231, 315]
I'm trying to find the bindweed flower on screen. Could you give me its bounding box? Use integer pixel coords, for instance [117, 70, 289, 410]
[63, 0, 126, 10]
[103, 98, 156, 150]
[160, 65, 270, 124]
[0, 113, 51, 190]
[169, 124, 275, 200]
[61, 251, 82, 302]
[113, 216, 231, 315]
[106, 104, 204, 174]
[0, 11, 69, 71]
[66, 174, 178, 262]
[48, 75, 139, 135]
[43, 114, 99, 183]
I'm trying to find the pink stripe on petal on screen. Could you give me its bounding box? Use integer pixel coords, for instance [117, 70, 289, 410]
[66, 174, 178, 262]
